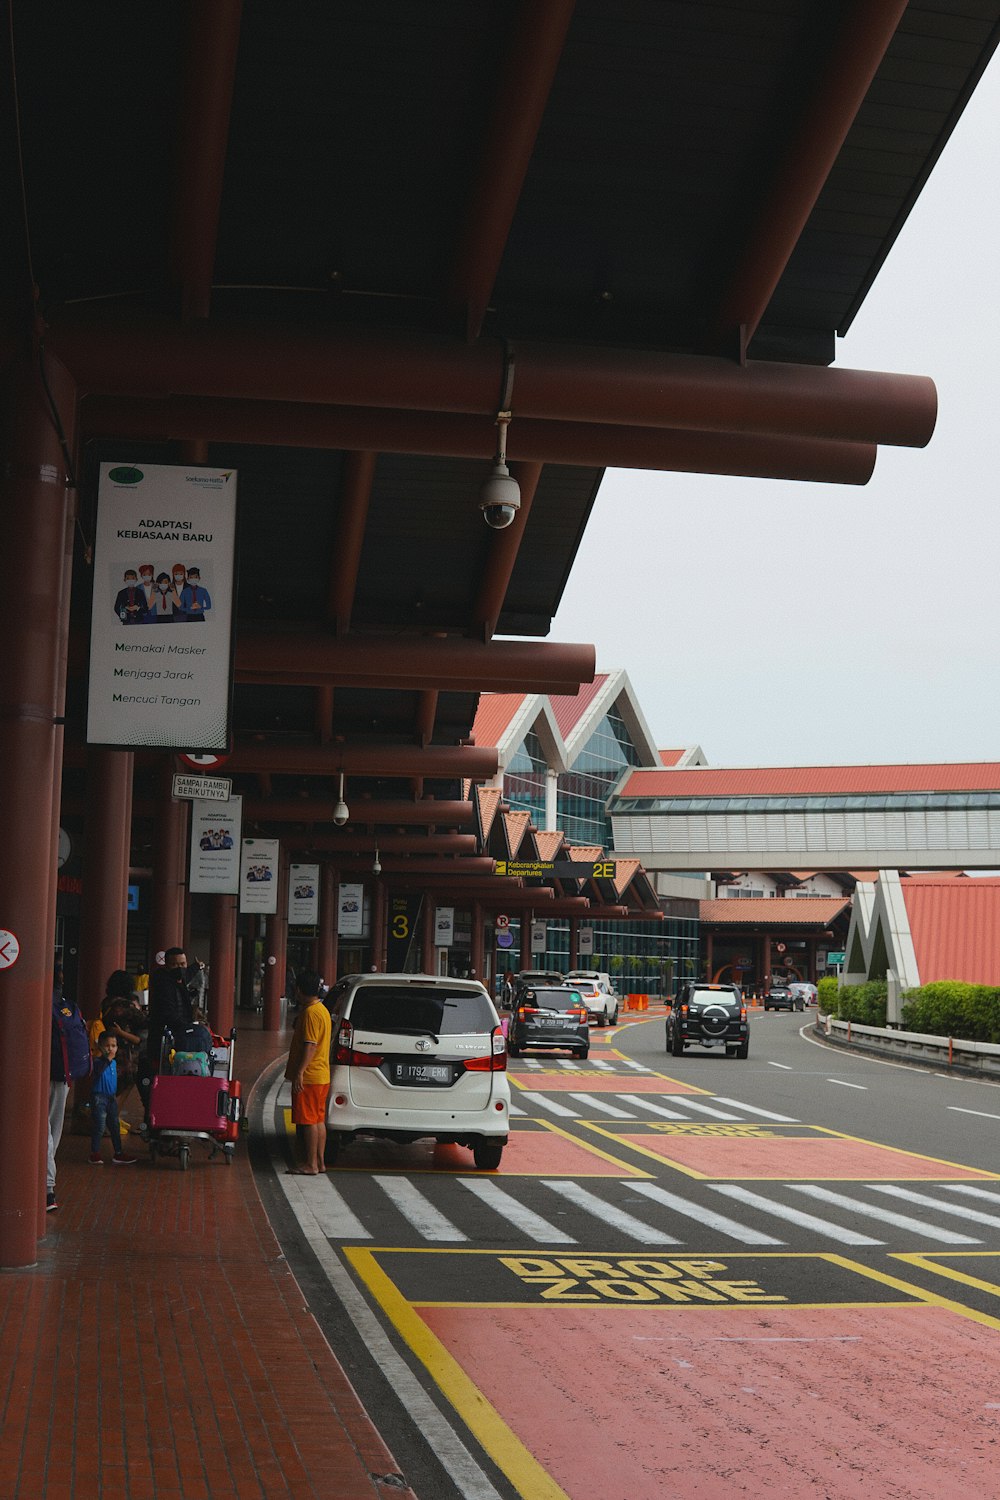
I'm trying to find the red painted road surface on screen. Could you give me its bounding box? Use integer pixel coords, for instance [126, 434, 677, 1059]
[615, 1132, 998, 1179]
[510, 1073, 702, 1094]
[419, 1300, 1000, 1498]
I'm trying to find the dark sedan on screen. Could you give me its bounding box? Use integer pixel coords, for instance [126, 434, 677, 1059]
[764, 985, 795, 1011]
[507, 987, 590, 1059]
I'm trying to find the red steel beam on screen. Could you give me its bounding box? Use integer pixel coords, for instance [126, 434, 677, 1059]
[61, 315, 937, 449]
[272, 833, 478, 855]
[297, 857, 498, 877]
[170, 0, 244, 320]
[715, 0, 909, 348]
[416, 690, 439, 748]
[234, 632, 596, 695]
[448, 0, 577, 341]
[241, 798, 475, 826]
[81, 394, 876, 485]
[328, 450, 376, 634]
[227, 742, 499, 778]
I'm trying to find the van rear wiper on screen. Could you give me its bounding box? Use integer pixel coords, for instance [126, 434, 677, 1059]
[392, 1027, 440, 1043]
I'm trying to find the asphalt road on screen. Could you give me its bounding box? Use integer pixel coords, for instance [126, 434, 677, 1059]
[254, 1010, 1000, 1500]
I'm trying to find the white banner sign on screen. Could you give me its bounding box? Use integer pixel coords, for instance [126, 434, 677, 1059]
[435, 906, 455, 945]
[530, 919, 547, 955]
[578, 926, 594, 956]
[189, 795, 241, 893]
[173, 773, 231, 802]
[87, 462, 238, 749]
[288, 864, 320, 926]
[240, 838, 279, 913]
[339, 883, 365, 938]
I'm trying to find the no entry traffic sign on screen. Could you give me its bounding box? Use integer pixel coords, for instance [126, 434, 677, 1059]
[0, 929, 21, 969]
[179, 752, 230, 771]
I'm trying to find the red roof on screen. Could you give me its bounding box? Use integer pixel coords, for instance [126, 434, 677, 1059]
[699, 898, 850, 925]
[475, 785, 502, 843]
[471, 693, 528, 750]
[902, 880, 1000, 985]
[549, 675, 608, 738]
[619, 763, 1000, 797]
[534, 830, 564, 862]
[658, 748, 686, 766]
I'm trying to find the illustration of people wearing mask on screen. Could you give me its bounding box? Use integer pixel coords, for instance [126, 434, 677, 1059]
[152, 572, 183, 622]
[180, 566, 212, 622]
[138, 563, 157, 621]
[171, 564, 190, 621]
[113, 568, 145, 624]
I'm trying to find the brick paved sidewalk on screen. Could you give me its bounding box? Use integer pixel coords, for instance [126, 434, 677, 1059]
[0, 1025, 416, 1500]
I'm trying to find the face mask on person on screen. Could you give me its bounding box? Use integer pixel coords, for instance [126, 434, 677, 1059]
[158, 582, 169, 593]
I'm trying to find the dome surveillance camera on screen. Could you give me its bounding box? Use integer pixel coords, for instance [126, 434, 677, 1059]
[372, 857, 382, 876]
[479, 461, 520, 530]
[332, 799, 349, 827]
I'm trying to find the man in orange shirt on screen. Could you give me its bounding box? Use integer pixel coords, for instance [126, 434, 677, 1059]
[284, 970, 332, 1174]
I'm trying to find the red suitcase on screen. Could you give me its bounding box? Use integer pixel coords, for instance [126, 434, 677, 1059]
[149, 1074, 234, 1133]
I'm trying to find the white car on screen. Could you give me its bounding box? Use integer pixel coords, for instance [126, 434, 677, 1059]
[562, 977, 619, 1026]
[787, 981, 818, 1010]
[324, 973, 510, 1170]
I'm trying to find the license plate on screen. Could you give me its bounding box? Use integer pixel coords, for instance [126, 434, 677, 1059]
[393, 1062, 452, 1085]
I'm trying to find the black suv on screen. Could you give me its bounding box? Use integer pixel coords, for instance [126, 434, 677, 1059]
[508, 986, 590, 1059]
[666, 983, 748, 1059]
[764, 985, 794, 1011]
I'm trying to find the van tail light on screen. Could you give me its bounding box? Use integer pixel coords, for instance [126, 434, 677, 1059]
[464, 1029, 507, 1071]
[517, 1006, 538, 1019]
[335, 1019, 383, 1067]
[570, 1007, 588, 1021]
[740, 1005, 747, 1021]
[680, 1004, 689, 1017]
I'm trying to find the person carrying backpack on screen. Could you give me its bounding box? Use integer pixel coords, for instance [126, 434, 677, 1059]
[47, 965, 92, 1211]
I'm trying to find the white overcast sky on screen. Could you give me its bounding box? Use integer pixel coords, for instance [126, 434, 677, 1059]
[549, 49, 1000, 770]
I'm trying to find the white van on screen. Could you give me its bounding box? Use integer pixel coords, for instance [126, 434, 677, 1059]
[324, 973, 510, 1170]
[566, 969, 617, 996]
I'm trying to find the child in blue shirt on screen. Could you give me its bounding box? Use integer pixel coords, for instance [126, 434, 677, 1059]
[89, 1034, 137, 1165]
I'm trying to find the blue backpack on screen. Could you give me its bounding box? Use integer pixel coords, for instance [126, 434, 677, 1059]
[52, 995, 92, 1082]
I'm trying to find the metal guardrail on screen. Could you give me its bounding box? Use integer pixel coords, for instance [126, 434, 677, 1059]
[818, 1013, 1000, 1079]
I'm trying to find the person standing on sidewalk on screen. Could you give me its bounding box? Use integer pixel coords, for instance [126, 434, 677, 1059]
[48, 965, 92, 1211]
[284, 971, 331, 1175]
[88, 1034, 137, 1166]
[139, 947, 193, 1121]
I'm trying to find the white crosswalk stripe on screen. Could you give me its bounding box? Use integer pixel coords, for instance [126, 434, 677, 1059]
[556, 1059, 578, 1069]
[590, 1060, 615, 1070]
[518, 1091, 578, 1117]
[457, 1178, 575, 1243]
[789, 1185, 980, 1244]
[568, 1093, 635, 1118]
[508, 1100, 527, 1116]
[373, 1176, 467, 1241]
[620, 1059, 653, 1072]
[542, 1180, 680, 1245]
[711, 1098, 799, 1122]
[710, 1185, 883, 1245]
[944, 1184, 1000, 1204]
[523, 1059, 542, 1069]
[626, 1182, 784, 1245]
[299, 1178, 372, 1240]
[615, 1095, 691, 1120]
[870, 1184, 1000, 1230]
[668, 1098, 743, 1121]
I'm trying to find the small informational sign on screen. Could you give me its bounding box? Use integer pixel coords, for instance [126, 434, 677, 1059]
[58, 828, 72, 869]
[578, 926, 594, 956]
[495, 859, 617, 880]
[495, 913, 510, 929]
[826, 950, 846, 965]
[435, 906, 455, 945]
[339, 882, 365, 938]
[179, 751, 229, 770]
[172, 773, 232, 802]
[127, 884, 139, 912]
[497, 930, 514, 950]
[0, 929, 20, 969]
[387, 895, 421, 970]
[86, 462, 238, 750]
[240, 837, 279, 913]
[530, 920, 547, 955]
[190, 795, 242, 894]
[288, 863, 320, 925]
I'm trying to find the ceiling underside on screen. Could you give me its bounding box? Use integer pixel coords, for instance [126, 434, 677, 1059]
[3, 0, 998, 859]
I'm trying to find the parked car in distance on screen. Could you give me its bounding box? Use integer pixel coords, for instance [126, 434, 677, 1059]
[665, 982, 748, 1058]
[508, 986, 590, 1059]
[324, 974, 509, 1170]
[787, 981, 817, 1010]
[565, 969, 618, 998]
[764, 985, 795, 1011]
[563, 977, 619, 1026]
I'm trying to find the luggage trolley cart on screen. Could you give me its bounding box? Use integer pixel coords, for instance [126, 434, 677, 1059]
[147, 1027, 243, 1170]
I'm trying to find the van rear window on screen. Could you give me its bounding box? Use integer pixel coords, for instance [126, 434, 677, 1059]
[349, 985, 495, 1036]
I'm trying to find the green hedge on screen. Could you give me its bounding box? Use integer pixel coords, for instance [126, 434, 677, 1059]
[901, 982, 1000, 1043]
[825, 981, 887, 1026]
[817, 976, 839, 1013]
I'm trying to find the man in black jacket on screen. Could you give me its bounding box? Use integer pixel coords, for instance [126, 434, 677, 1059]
[139, 947, 193, 1121]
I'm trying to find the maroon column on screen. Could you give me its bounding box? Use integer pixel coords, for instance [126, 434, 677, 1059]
[520, 910, 532, 970]
[705, 931, 714, 982]
[470, 901, 483, 983]
[78, 748, 134, 1020]
[0, 348, 77, 1268]
[317, 864, 337, 985]
[568, 920, 579, 969]
[370, 878, 385, 972]
[262, 856, 289, 1030]
[151, 763, 188, 962]
[209, 894, 237, 1034]
[421, 895, 435, 974]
